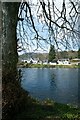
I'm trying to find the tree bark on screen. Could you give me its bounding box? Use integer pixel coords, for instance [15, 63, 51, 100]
[2, 2, 20, 82]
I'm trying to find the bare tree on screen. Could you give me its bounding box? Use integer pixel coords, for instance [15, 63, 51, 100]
[2, 0, 80, 80]
[17, 0, 80, 53]
[2, 1, 80, 118]
[2, 2, 20, 81]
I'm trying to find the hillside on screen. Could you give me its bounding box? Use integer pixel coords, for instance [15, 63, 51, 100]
[19, 51, 78, 61]
[19, 53, 48, 61]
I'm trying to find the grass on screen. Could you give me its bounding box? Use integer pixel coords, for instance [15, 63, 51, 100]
[18, 62, 80, 68]
[14, 96, 80, 120]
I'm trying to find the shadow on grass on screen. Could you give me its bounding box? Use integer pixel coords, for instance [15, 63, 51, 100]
[14, 96, 80, 120]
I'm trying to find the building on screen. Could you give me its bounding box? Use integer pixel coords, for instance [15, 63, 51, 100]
[57, 59, 70, 65]
[49, 62, 57, 65]
[71, 58, 80, 65]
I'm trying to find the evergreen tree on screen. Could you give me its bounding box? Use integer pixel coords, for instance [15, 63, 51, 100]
[48, 45, 56, 62]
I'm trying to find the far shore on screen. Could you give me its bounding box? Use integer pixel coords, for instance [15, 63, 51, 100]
[17, 63, 80, 68]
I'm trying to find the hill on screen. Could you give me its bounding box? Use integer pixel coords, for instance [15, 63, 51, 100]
[19, 51, 78, 61]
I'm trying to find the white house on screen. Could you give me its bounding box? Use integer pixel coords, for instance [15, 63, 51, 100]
[71, 58, 80, 65]
[42, 60, 48, 65]
[49, 62, 57, 65]
[57, 59, 70, 65]
[28, 58, 38, 64]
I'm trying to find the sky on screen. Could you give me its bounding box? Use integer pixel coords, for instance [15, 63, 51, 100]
[17, 0, 79, 55]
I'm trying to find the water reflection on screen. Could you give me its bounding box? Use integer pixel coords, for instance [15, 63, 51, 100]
[21, 68, 78, 106]
[49, 73, 57, 89]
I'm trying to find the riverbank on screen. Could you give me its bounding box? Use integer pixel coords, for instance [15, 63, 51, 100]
[3, 77, 80, 120]
[14, 95, 80, 120]
[18, 63, 80, 68]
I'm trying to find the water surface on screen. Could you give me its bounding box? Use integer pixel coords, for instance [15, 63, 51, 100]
[21, 68, 79, 106]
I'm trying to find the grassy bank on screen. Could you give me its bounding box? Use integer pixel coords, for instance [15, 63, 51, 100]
[18, 62, 80, 68]
[14, 96, 80, 120]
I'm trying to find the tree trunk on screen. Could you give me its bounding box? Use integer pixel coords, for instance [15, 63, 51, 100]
[0, 2, 2, 120]
[2, 2, 20, 82]
[78, 2, 80, 108]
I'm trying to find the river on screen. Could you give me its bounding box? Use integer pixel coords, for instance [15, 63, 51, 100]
[21, 68, 79, 106]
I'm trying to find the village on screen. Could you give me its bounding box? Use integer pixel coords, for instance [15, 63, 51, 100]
[18, 48, 80, 67]
[20, 57, 80, 66]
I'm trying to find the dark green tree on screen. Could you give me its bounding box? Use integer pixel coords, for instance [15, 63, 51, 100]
[78, 48, 80, 58]
[48, 45, 56, 62]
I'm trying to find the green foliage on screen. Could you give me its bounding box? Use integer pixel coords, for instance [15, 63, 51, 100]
[19, 51, 78, 61]
[18, 63, 80, 68]
[48, 45, 56, 62]
[60, 51, 68, 59]
[14, 98, 80, 120]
